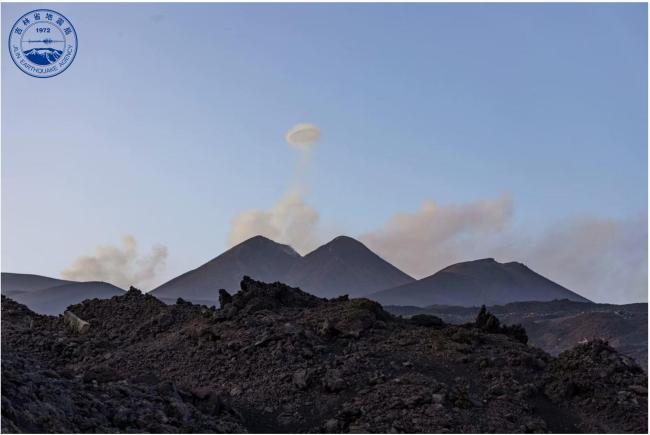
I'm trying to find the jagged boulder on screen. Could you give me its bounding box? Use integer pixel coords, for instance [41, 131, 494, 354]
[231, 276, 324, 314]
[322, 298, 394, 338]
[63, 310, 90, 334]
[218, 289, 232, 307]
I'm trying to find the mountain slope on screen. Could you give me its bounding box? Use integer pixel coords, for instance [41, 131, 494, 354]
[285, 236, 415, 298]
[1, 272, 71, 296]
[368, 258, 590, 307]
[150, 235, 301, 304]
[10, 282, 125, 316]
[1, 272, 124, 315]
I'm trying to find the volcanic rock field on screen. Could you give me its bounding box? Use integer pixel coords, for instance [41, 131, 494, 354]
[2, 277, 648, 433]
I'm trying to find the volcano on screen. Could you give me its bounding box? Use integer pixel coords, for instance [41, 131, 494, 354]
[368, 258, 591, 307]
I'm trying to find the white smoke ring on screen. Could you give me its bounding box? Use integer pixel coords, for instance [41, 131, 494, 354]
[285, 123, 320, 149]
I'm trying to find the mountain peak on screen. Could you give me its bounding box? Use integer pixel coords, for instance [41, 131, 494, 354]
[231, 235, 300, 257]
[287, 235, 414, 298]
[234, 234, 279, 246]
[441, 257, 499, 273]
[470, 257, 498, 264]
[152, 235, 302, 302]
[325, 235, 366, 248]
[368, 257, 590, 307]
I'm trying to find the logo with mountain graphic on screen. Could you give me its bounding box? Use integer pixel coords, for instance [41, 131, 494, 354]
[8, 9, 78, 78]
[23, 47, 64, 65]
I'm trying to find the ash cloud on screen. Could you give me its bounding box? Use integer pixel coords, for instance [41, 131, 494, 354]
[509, 215, 648, 304]
[360, 195, 514, 279]
[61, 235, 168, 290]
[227, 187, 321, 255]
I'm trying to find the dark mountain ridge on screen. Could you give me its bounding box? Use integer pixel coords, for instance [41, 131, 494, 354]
[151, 235, 415, 304]
[3, 238, 593, 316]
[368, 258, 590, 307]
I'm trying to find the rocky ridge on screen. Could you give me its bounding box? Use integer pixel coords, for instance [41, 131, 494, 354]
[386, 300, 648, 369]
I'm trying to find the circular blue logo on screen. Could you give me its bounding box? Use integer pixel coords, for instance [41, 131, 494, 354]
[8, 9, 78, 78]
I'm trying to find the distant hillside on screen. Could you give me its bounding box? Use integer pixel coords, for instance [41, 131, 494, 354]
[1, 272, 124, 315]
[1, 273, 70, 296]
[385, 299, 647, 369]
[368, 258, 590, 307]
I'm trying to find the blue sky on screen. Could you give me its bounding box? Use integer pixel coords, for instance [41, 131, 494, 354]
[2, 3, 647, 302]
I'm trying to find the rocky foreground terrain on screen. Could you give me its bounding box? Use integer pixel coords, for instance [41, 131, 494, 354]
[2, 278, 648, 433]
[387, 300, 648, 370]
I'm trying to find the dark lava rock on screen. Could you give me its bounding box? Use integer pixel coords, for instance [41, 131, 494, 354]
[322, 369, 345, 392]
[292, 369, 310, 390]
[1, 351, 245, 433]
[1, 280, 647, 433]
[219, 289, 233, 307]
[475, 305, 528, 344]
[230, 276, 323, 314]
[544, 339, 647, 433]
[409, 314, 446, 328]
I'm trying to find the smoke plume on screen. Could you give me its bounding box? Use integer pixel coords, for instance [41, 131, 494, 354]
[510, 215, 648, 303]
[61, 235, 168, 290]
[227, 124, 323, 254]
[285, 124, 320, 150]
[227, 187, 321, 254]
[360, 195, 514, 278]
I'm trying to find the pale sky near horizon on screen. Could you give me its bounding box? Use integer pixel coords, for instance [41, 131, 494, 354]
[2, 3, 647, 303]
